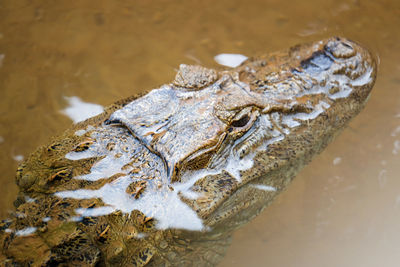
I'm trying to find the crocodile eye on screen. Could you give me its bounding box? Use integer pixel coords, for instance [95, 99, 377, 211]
[231, 114, 250, 128]
[227, 107, 258, 135]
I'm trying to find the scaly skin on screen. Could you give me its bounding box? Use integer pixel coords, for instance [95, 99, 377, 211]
[0, 37, 376, 266]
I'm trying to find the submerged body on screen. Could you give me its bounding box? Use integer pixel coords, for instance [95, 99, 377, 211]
[0, 37, 376, 266]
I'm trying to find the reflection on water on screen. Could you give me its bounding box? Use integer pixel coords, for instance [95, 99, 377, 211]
[0, 0, 399, 266]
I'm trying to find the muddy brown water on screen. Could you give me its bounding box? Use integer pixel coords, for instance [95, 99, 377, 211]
[0, 0, 399, 266]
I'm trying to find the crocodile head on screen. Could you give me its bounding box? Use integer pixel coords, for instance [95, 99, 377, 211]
[2, 37, 376, 266]
[108, 37, 376, 229]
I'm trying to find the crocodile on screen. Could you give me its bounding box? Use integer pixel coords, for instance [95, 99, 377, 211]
[0, 37, 376, 266]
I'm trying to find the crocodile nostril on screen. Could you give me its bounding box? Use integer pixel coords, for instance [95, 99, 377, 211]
[325, 40, 356, 59]
[341, 41, 353, 49]
[300, 51, 333, 74]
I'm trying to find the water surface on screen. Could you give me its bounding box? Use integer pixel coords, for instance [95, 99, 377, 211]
[0, 0, 399, 266]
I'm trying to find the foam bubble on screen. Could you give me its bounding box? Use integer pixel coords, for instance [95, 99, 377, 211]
[61, 96, 104, 123]
[333, 157, 342, 165]
[251, 184, 277, 191]
[56, 175, 204, 231]
[15, 227, 37, 236]
[12, 155, 24, 162]
[214, 53, 248, 68]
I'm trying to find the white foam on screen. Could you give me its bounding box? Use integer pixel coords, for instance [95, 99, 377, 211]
[224, 152, 255, 182]
[327, 67, 373, 100]
[77, 154, 130, 181]
[214, 53, 248, 68]
[65, 150, 96, 160]
[25, 196, 35, 203]
[251, 184, 276, 191]
[42, 217, 51, 222]
[328, 85, 353, 99]
[294, 101, 330, 121]
[59, 126, 207, 230]
[76, 206, 116, 217]
[56, 175, 204, 231]
[15, 227, 37, 236]
[182, 124, 284, 189]
[282, 101, 330, 128]
[69, 216, 83, 222]
[333, 157, 342, 165]
[56, 126, 263, 231]
[262, 133, 285, 149]
[177, 168, 225, 198]
[61, 96, 104, 124]
[178, 190, 203, 200]
[282, 116, 301, 128]
[12, 155, 24, 162]
[351, 67, 373, 86]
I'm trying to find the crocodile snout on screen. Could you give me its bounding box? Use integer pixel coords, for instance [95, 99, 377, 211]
[326, 37, 376, 100]
[294, 37, 376, 102]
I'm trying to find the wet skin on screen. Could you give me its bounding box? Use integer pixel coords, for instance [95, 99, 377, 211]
[0, 37, 376, 266]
